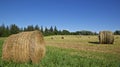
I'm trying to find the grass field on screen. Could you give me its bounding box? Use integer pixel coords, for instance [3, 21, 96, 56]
[0, 35, 120, 67]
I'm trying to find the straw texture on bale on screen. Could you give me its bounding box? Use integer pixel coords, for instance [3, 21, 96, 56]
[99, 31, 114, 44]
[2, 30, 45, 64]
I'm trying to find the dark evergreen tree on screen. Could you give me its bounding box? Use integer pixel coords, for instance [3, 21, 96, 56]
[24, 27, 27, 31]
[0, 24, 6, 37]
[40, 26, 44, 33]
[94, 32, 98, 35]
[44, 27, 48, 33]
[44, 27, 49, 36]
[3, 26, 10, 37]
[54, 26, 58, 35]
[49, 26, 54, 35]
[10, 24, 20, 34]
[26, 25, 34, 31]
[50, 26, 53, 32]
[35, 25, 40, 30]
[114, 30, 120, 35]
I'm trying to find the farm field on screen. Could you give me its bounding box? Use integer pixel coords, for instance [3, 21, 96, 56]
[0, 35, 120, 67]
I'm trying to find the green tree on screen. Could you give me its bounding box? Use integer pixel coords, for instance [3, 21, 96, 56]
[10, 24, 20, 34]
[3, 26, 10, 37]
[19, 28, 24, 32]
[40, 26, 44, 33]
[61, 30, 70, 35]
[76, 30, 94, 35]
[50, 26, 53, 32]
[94, 32, 98, 35]
[0, 24, 6, 37]
[49, 26, 54, 35]
[114, 30, 120, 35]
[26, 25, 34, 31]
[54, 26, 58, 35]
[35, 25, 40, 30]
[24, 27, 27, 31]
[44, 27, 49, 36]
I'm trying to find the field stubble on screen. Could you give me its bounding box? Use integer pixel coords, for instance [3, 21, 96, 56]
[45, 35, 120, 55]
[0, 35, 120, 67]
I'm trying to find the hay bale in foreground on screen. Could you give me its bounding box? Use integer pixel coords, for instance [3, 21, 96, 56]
[99, 31, 114, 44]
[2, 30, 45, 64]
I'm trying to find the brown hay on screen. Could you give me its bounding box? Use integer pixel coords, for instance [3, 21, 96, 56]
[2, 30, 45, 64]
[115, 37, 119, 39]
[61, 37, 64, 39]
[51, 37, 54, 39]
[99, 31, 114, 44]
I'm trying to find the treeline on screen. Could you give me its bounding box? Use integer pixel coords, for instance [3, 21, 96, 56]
[0, 24, 120, 37]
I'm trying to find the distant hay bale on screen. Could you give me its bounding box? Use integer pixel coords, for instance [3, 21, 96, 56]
[61, 37, 64, 39]
[99, 31, 114, 44]
[2, 30, 45, 64]
[51, 37, 54, 39]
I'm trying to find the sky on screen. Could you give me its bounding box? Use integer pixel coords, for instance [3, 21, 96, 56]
[0, 0, 120, 32]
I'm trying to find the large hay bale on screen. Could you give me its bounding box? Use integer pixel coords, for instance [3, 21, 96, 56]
[99, 31, 114, 44]
[2, 30, 45, 64]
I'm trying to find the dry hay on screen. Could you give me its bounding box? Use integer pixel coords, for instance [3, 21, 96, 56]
[115, 36, 119, 39]
[51, 37, 54, 39]
[99, 31, 114, 44]
[61, 37, 64, 39]
[2, 30, 45, 64]
[79, 36, 81, 38]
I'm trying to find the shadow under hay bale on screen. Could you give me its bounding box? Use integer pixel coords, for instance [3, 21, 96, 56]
[99, 31, 114, 44]
[2, 30, 45, 64]
[88, 41, 99, 44]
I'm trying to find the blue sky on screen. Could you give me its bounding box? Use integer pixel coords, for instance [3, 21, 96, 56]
[0, 0, 120, 32]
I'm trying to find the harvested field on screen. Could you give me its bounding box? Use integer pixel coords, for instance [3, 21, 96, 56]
[45, 35, 120, 55]
[0, 35, 120, 67]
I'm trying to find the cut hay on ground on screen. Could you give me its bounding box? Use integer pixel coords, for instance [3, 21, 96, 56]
[99, 31, 114, 44]
[2, 30, 45, 64]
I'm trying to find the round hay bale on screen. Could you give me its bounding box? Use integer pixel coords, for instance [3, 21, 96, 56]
[99, 31, 114, 44]
[61, 37, 64, 39]
[2, 30, 45, 64]
[51, 37, 54, 39]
